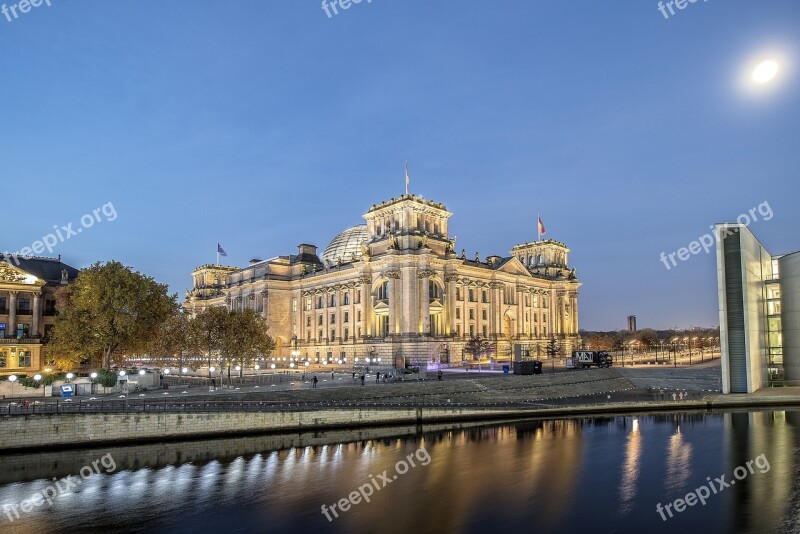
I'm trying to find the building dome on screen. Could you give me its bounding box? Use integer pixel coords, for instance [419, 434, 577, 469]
[321, 225, 368, 266]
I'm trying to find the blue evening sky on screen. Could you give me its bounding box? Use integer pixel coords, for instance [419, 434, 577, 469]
[1, 1, 798, 330]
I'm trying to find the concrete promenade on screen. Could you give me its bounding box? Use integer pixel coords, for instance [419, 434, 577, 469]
[3, 364, 800, 452]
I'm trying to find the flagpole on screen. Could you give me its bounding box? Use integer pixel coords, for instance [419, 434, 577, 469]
[537, 213, 540, 242]
[216, 245, 220, 266]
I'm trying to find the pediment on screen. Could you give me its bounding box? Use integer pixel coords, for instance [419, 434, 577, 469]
[0, 261, 44, 286]
[495, 257, 532, 277]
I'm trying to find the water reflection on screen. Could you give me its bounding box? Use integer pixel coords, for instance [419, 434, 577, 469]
[0, 411, 799, 533]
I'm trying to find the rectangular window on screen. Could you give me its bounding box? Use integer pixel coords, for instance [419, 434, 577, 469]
[357, 310, 361, 322]
[318, 330, 323, 342]
[305, 297, 312, 311]
[344, 311, 349, 323]
[469, 309, 474, 320]
[468, 289, 476, 302]
[482, 290, 488, 303]
[306, 330, 311, 341]
[292, 298, 298, 313]
[318, 315, 323, 326]
[456, 309, 461, 319]
[330, 314, 336, 325]
[18, 298, 31, 311]
[306, 316, 312, 327]
[456, 287, 463, 301]
[344, 328, 349, 341]
[469, 325, 475, 337]
[343, 292, 350, 305]
[44, 299, 57, 315]
[482, 310, 487, 320]
[482, 326, 488, 337]
[330, 294, 337, 307]
[355, 290, 361, 304]
[317, 296, 324, 309]
[18, 351, 31, 367]
[0, 351, 6, 368]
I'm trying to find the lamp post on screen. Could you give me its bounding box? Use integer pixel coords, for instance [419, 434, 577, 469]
[8, 375, 17, 398]
[66, 372, 74, 383]
[34, 373, 43, 397]
[209, 366, 216, 390]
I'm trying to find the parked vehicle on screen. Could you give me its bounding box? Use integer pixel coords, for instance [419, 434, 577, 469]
[571, 350, 613, 368]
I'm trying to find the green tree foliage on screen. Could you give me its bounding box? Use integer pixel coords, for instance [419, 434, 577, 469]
[147, 310, 191, 368]
[48, 261, 178, 369]
[93, 368, 118, 388]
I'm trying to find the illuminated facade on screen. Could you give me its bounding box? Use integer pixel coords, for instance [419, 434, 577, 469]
[185, 194, 581, 367]
[0, 255, 79, 374]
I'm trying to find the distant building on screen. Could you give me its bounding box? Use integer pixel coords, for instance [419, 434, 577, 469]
[627, 315, 637, 332]
[0, 255, 79, 373]
[715, 224, 786, 393]
[185, 193, 582, 367]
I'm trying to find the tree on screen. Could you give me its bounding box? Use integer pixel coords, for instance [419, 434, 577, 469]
[464, 336, 494, 361]
[189, 307, 275, 387]
[147, 310, 192, 368]
[48, 262, 177, 369]
[546, 337, 559, 359]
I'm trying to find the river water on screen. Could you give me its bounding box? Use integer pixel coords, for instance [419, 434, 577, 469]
[1, 410, 798, 534]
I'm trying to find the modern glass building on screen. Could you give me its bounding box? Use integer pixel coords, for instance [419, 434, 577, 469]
[715, 223, 790, 393]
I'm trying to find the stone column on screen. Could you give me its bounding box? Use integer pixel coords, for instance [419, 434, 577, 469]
[32, 292, 42, 337]
[419, 270, 432, 335]
[400, 267, 418, 336]
[360, 276, 372, 338]
[386, 270, 401, 336]
[8, 291, 18, 339]
[571, 292, 579, 334]
[445, 274, 457, 336]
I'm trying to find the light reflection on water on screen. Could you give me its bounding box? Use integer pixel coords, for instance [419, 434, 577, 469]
[1, 411, 799, 534]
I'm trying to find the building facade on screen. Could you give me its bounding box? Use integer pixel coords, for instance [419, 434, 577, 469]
[185, 194, 581, 367]
[0, 255, 79, 374]
[716, 224, 789, 393]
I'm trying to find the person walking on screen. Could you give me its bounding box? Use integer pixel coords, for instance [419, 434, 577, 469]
[376, 372, 381, 383]
[312, 375, 318, 389]
[437, 369, 443, 381]
[360, 373, 365, 386]
[331, 370, 335, 381]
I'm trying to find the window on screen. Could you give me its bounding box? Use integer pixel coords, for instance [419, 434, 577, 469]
[482, 326, 487, 337]
[469, 309, 474, 320]
[292, 298, 298, 313]
[44, 299, 57, 315]
[456, 287, 463, 301]
[429, 281, 442, 300]
[306, 316, 312, 327]
[344, 311, 349, 323]
[357, 310, 361, 322]
[317, 296, 324, 309]
[18, 298, 30, 312]
[456, 309, 461, 319]
[344, 328, 349, 341]
[0, 351, 6, 368]
[542, 297, 548, 308]
[330, 314, 336, 325]
[304, 297, 312, 311]
[377, 281, 389, 301]
[482, 310, 487, 320]
[469, 325, 475, 337]
[330, 331, 336, 342]
[468, 289, 476, 302]
[330, 294, 337, 307]
[357, 327, 362, 338]
[306, 330, 311, 341]
[378, 315, 389, 337]
[318, 330, 323, 342]
[355, 290, 361, 304]
[318, 315, 323, 326]
[18, 351, 31, 367]
[343, 292, 350, 305]
[482, 290, 488, 303]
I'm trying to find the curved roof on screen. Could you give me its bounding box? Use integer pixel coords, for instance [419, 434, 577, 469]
[321, 225, 368, 266]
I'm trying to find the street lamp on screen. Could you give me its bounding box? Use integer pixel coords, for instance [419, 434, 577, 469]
[34, 374, 43, 397]
[66, 372, 74, 382]
[8, 375, 16, 398]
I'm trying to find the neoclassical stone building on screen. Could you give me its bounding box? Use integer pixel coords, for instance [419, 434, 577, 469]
[0, 255, 79, 373]
[185, 194, 581, 367]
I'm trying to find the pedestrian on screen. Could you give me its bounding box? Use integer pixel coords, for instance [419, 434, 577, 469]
[312, 375, 318, 389]
[331, 370, 335, 381]
[376, 372, 380, 383]
[360, 373, 365, 386]
[382, 374, 387, 384]
[437, 369, 443, 381]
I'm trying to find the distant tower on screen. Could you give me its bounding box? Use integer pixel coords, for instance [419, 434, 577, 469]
[627, 315, 637, 332]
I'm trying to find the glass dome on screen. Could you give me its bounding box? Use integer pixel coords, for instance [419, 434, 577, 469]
[321, 225, 368, 266]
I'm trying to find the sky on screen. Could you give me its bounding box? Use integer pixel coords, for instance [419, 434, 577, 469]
[1, 0, 798, 331]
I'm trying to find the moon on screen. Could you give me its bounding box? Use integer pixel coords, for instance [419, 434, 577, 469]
[753, 60, 779, 84]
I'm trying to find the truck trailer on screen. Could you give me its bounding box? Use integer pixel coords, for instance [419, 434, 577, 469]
[571, 350, 613, 368]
